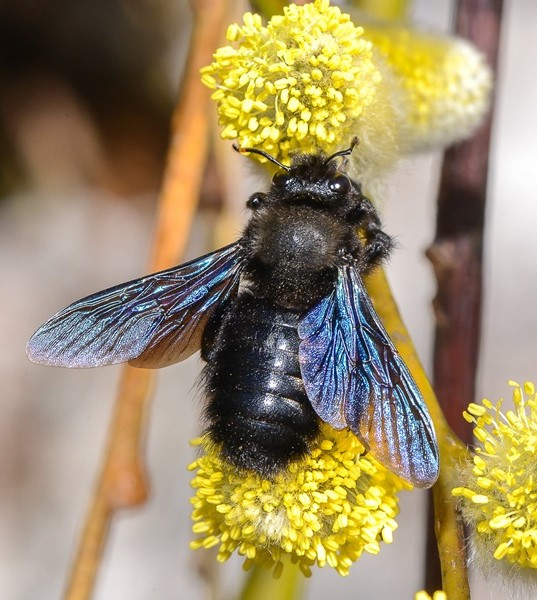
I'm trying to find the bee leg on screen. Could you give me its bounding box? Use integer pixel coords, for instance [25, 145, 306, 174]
[354, 195, 394, 271]
[361, 228, 394, 272]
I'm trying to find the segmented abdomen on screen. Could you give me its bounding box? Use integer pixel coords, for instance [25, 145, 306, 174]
[202, 294, 319, 478]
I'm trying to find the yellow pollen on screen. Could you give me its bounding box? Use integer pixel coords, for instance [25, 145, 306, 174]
[452, 381, 537, 570]
[189, 425, 406, 576]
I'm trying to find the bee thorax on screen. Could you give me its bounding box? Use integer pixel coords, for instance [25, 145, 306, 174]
[244, 207, 346, 309]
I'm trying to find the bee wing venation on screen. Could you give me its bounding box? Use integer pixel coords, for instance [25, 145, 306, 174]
[299, 265, 439, 488]
[298, 283, 357, 430]
[26, 242, 245, 368]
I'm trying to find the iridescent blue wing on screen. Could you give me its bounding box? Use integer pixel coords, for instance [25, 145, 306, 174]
[298, 265, 439, 488]
[27, 242, 245, 368]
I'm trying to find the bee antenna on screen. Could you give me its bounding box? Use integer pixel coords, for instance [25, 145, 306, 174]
[233, 144, 290, 171]
[324, 137, 360, 165]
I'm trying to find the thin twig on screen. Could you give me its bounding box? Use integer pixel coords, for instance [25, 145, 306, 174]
[366, 268, 470, 599]
[63, 2, 228, 598]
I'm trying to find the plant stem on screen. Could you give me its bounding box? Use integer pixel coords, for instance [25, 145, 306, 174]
[240, 563, 304, 600]
[63, 2, 228, 598]
[366, 268, 470, 599]
[427, 0, 503, 445]
[353, 0, 408, 21]
[425, 0, 503, 592]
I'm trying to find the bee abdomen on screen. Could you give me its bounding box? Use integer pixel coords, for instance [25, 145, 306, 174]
[202, 294, 320, 478]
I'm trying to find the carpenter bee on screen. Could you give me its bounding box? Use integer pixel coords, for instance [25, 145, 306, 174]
[27, 139, 439, 488]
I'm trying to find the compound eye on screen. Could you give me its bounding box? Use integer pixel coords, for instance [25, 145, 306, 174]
[272, 171, 294, 189]
[329, 174, 351, 195]
[247, 193, 266, 210]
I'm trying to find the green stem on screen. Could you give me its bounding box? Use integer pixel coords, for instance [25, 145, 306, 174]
[239, 563, 304, 600]
[352, 0, 409, 21]
[366, 268, 470, 599]
[250, 0, 287, 19]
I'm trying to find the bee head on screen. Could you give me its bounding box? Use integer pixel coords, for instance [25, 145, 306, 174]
[235, 139, 360, 211]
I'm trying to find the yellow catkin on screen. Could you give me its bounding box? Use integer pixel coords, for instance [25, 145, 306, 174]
[201, 0, 491, 184]
[453, 381, 537, 570]
[189, 424, 407, 576]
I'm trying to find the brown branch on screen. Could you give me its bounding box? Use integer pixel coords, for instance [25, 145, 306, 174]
[425, 0, 503, 592]
[428, 0, 503, 444]
[63, 1, 229, 598]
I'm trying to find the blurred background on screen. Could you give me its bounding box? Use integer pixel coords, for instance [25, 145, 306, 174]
[2, 0, 536, 598]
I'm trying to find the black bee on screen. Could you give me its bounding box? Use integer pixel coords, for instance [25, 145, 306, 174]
[27, 140, 439, 488]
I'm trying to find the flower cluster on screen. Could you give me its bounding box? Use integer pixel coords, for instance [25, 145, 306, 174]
[189, 425, 408, 576]
[201, 0, 399, 182]
[453, 381, 537, 570]
[201, 0, 491, 182]
[363, 24, 492, 151]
